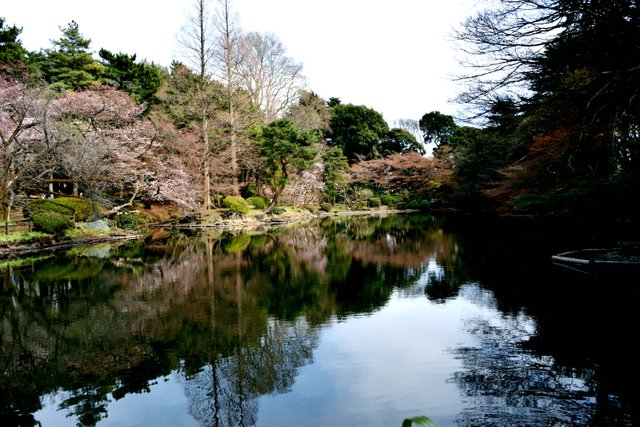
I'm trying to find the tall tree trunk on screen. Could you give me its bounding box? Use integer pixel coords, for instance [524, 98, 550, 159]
[229, 112, 239, 196]
[198, 0, 212, 210]
[4, 204, 10, 235]
[202, 115, 212, 210]
[221, 0, 240, 196]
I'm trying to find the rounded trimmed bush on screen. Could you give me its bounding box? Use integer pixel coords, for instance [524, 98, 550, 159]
[407, 199, 431, 210]
[247, 196, 268, 209]
[29, 197, 95, 221]
[320, 202, 333, 212]
[32, 211, 72, 237]
[222, 196, 249, 215]
[114, 212, 148, 230]
[380, 193, 400, 206]
[368, 197, 381, 207]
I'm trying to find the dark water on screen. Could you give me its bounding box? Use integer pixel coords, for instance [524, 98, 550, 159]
[1, 213, 637, 427]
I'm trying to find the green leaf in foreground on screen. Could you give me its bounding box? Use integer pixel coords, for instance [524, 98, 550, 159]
[402, 416, 439, 427]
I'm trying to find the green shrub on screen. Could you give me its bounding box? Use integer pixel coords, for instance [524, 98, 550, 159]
[29, 197, 95, 221]
[32, 211, 72, 237]
[269, 207, 285, 215]
[368, 197, 381, 207]
[353, 188, 374, 202]
[320, 202, 333, 212]
[380, 193, 400, 206]
[247, 196, 268, 209]
[114, 212, 148, 230]
[223, 196, 249, 215]
[407, 199, 431, 210]
[242, 183, 257, 198]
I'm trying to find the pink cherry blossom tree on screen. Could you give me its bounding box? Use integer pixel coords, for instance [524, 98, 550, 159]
[0, 74, 47, 231]
[49, 86, 196, 211]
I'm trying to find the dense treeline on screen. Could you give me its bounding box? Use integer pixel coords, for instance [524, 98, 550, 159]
[1, 0, 638, 226]
[451, 0, 640, 223]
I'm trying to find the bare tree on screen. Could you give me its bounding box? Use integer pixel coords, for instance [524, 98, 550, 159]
[178, 0, 218, 209]
[452, 0, 564, 112]
[394, 118, 424, 147]
[238, 32, 305, 122]
[210, 0, 245, 196]
[178, 0, 304, 198]
[286, 90, 332, 133]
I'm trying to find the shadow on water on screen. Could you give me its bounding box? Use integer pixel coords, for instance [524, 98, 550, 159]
[441, 213, 639, 426]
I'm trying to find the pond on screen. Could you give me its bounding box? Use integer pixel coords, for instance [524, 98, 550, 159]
[1, 213, 637, 426]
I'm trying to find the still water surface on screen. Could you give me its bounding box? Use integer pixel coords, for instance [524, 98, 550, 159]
[1, 214, 637, 426]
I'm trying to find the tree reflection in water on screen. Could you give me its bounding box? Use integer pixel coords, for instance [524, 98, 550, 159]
[1, 214, 443, 426]
[0, 213, 636, 426]
[183, 319, 317, 427]
[449, 285, 598, 426]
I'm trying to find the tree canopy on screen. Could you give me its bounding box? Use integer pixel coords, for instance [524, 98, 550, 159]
[0, 18, 28, 67]
[258, 118, 319, 206]
[99, 49, 163, 105]
[380, 128, 424, 157]
[38, 21, 104, 90]
[327, 103, 389, 164]
[451, 0, 640, 220]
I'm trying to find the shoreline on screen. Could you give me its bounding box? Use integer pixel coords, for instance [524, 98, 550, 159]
[0, 233, 143, 259]
[0, 208, 420, 259]
[163, 208, 420, 230]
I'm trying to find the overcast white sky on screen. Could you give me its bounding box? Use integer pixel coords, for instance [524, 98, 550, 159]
[3, 0, 480, 125]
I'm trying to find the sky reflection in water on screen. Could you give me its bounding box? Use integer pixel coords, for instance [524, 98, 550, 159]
[4, 214, 634, 426]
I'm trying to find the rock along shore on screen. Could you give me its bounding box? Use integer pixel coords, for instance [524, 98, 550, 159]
[0, 208, 419, 259]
